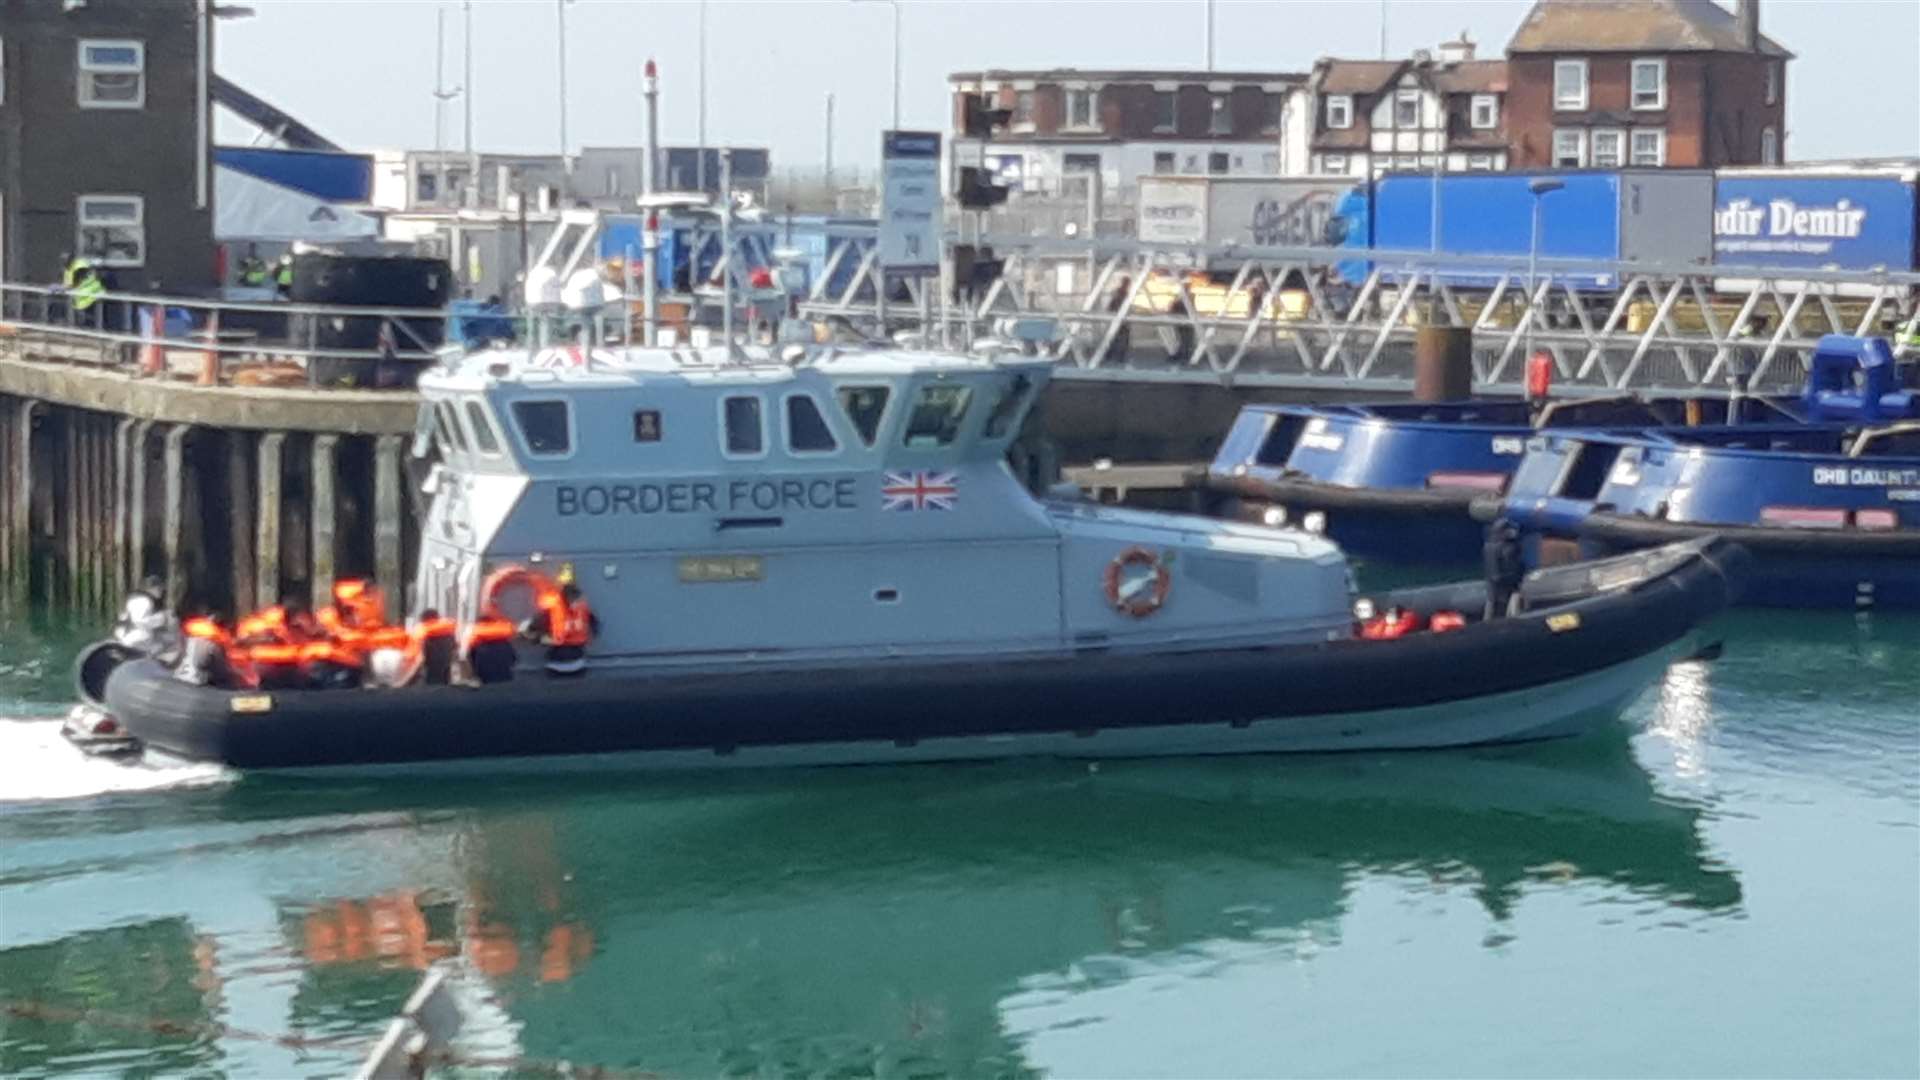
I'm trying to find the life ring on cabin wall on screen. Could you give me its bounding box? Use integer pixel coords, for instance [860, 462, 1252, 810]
[481, 565, 559, 622]
[1103, 547, 1171, 618]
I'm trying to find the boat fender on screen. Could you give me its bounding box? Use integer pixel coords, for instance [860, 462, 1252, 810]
[1103, 547, 1171, 618]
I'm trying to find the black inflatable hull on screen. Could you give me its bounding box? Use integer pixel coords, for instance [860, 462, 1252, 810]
[105, 540, 1745, 773]
[1576, 513, 1920, 609]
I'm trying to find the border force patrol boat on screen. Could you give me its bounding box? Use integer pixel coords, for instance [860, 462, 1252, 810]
[94, 331, 1745, 774]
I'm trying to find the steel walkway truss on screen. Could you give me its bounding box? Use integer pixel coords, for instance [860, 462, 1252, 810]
[797, 235, 1920, 392]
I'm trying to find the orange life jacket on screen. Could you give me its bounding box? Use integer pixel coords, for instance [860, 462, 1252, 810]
[248, 642, 301, 667]
[300, 638, 363, 669]
[1359, 609, 1426, 640]
[182, 616, 232, 648]
[541, 597, 593, 648]
[464, 617, 516, 652]
[1429, 611, 1468, 634]
[236, 606, 293, 646]
[411, 617, 456, 645]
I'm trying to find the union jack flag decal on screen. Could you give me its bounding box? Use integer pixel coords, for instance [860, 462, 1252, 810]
[881, 470, 958, 511]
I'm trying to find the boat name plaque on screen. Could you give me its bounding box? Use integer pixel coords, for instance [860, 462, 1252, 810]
[1811, 466, 1920, 487]
[556, 478, 859, 517]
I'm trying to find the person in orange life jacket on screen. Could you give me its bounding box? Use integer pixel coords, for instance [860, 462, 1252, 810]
[318, 579, 387, 638]
[235, 603, 305, 690]
[411, 609, 457, 686]
[178, 615, 243, 688]
[464, 608, 519, 685]
[534, 582, 598, 677]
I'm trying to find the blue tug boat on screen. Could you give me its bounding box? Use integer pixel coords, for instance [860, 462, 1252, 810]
[1485, 339, 1920, 610]
[1207, 336, 1916, 577]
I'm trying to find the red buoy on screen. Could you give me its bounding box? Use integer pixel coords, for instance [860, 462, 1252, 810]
[1525, 350, 1554, 402]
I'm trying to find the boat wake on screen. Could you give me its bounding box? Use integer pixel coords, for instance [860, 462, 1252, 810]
[0, 717, 233, 802]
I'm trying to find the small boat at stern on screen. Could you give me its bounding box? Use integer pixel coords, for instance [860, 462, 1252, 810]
[91, 331, 1746, 774]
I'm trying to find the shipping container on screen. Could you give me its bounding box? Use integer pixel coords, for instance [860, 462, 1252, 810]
[1335, 169, 1716, 289]
[1136, 176, 1355, 254]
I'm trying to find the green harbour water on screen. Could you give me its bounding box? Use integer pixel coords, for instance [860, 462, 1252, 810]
[0, 605, 1916, 1078]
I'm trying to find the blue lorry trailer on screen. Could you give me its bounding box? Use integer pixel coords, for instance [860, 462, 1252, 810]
[1334, 165, 1920, 288]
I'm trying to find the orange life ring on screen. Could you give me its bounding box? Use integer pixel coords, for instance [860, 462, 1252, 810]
[1103, 546, 1170, 618]
[481, 565, 559, 622]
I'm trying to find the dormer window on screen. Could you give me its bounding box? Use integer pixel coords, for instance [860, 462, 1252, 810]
[1470, 95, 1498, 129]
[1325, 94, 1353, 130]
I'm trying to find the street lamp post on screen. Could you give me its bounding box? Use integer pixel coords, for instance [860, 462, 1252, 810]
[433, 5, 462, 208]
[556, 0, 573, 189]
[1525, 177, 1565, 366]
[696, 0, 707, 194]
[853, 0, 901, 129]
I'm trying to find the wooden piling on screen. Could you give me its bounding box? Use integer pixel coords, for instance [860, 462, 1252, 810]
[126, 420, 152, 593]
[310, 433, 339, 610]
[0, 397, 13, 596]
[113, 418, 136, 596]
[374, 435, 404, 620]
[255, 431, 285, 610]
[163, 425, 188, 610]
[9, 399, 36, 607]
[226, 431, 254, 617]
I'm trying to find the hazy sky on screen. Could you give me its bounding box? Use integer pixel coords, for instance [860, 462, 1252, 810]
[215, 0, 1920, 168]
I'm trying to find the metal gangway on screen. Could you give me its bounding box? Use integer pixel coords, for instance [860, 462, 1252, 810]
[798, 234, 1920, 394]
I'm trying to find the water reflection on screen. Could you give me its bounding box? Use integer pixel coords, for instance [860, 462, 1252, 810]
[1, 729, 1740, 1078]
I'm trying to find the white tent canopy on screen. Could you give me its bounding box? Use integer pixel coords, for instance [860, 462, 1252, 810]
[215, 165, 378, 243]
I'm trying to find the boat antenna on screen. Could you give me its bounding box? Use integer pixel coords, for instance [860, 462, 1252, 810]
[720, 147, 737, 362]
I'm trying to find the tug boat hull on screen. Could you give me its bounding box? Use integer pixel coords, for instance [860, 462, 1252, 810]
[106, 540, 1744, 774]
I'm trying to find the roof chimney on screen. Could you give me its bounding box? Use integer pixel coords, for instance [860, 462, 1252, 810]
[1737, 0, 1761, 52]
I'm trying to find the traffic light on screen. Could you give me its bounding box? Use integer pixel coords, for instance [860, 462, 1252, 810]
[961, 93, 1014, 139]
[956, 166, 1010, 209]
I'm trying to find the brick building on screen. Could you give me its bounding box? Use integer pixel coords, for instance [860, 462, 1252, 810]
[1308, 37, 1511, 178]
[0, 0, 218, 289]
[945, 69, 1311, 200]
[1505, 0, 1790, 170]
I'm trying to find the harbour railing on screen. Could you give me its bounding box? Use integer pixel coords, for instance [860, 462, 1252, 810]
[798, 235, 1920, 393]
[0, 282, 450, 391]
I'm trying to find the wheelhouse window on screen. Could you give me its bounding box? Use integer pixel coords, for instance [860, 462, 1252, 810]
[902, 384, 973, 448]
[1631, 58, 1666, 110]
[77, 40, 144, 109]
[435, 401, 469, 454]
[722, 395, 764, 457]
[983, 374, 1034, 439]
[463, 399, 503, 455]
[1553, 59, 1588, 111]
[784, 394, 839, 454]
[76, 195, 144, 267]
[836, 385, 891, 446]
[510, 400, 571, 456]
